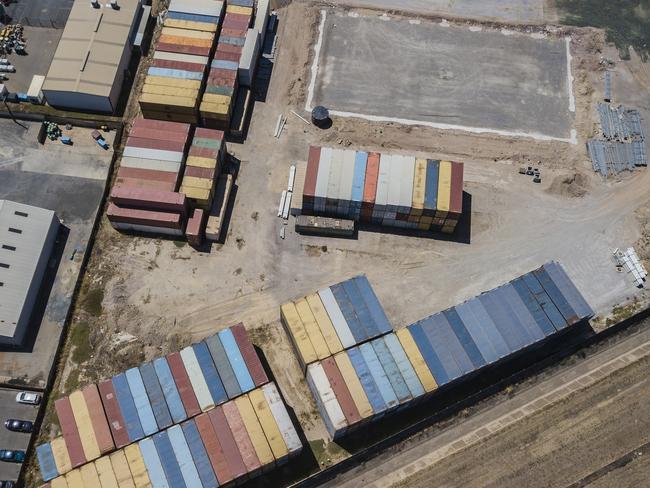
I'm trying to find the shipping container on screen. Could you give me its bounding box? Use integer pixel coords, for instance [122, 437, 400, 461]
[304, 146, 320, 205]
[98, 379, 131, 448]
[50, 477, 68, 488]
[333, 352, 374, 419]
[180, 346, 215, 412]
[81, 385, 114, 454]
[510, 277, 556, 337]
[239, 28, 260, 86]
[321, 357, 362, 425]
[119, 157, 182, 174]
[123, 145, 186, 163]
[153, 357, 187, 424]
[248, 389, 288, 462]
[359, 343, 399, 410]
[371, 338, 411, 404]
[95, 456, 119, 488]
[394, 328, 438, 393]
[454, 300, 502, 364]
[107, 204, 182, 230]
[205, 333, 242, 399]
[36, 443, 59, 481]
[382, 333, 424, 398]
[318, 287, 355, 348]
[341, 280, 377, 340]
[346, 347, 385, 414]
[405, 323, 449, 386]
[167, 425, 202, 488]
[465, 297, 512, 358]
[54, 397, 86, 467]
[79, 463, 101, 487]
[219, 327, 256, 393]
[296, 298, 330, 360]
[235, 396, 275, 468]
[261, 383, 302, 455]
[196, 412, 236, 484]
[153, 431, 186, 488]
[181, 419, 219, 488]
[306, 293, 343, 356]
[125, 368, 159, 436]
[231, 323, 269, 387]
[479, 290, 529, 352]
[110, 186, 186, 213]
[281, 301, 317, 369]
[449, 162, 464, 217]
[306, 363, 347, 438]
[124, 443, 152, 488]
[109, 450, 136, 488]
[543, 262, 593, 319]
[138, 438, 169, 488]
[295, 215, 355, 236]
[65, 469, 83, 488]
[193, 341, 228, 405]
[222, 400, 261, 473]
[354, 275, 393, 334]
[533, 267, 580, 325]
[420, 315, 468, 380]
[521, 273, 567, 331]
[209, 406, 249, 479]
[112, 373, 146, 442]
[442, 308, 488, 369]
[51, 437, 72, 475]
[139, 362, 174, 430]
[314, 148, 332, 213]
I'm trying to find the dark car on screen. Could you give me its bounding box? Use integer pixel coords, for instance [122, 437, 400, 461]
[0, 450, 24, 463]
[3, 420, 33, 433]
[0, 481, 16, 488]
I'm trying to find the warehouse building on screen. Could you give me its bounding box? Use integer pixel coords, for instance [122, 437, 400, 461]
[42, 0, 144, 113]
[0, 200, 60, 346]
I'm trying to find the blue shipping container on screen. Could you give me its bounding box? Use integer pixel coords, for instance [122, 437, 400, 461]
[430, 314, 475, 376]
[466, 298, 511, 358]
[408, 322, 449, 385]
[543, 262, 593, 319]
[220, 36, 246, 47]
[167, 425, 203, 488]
[126, 367, 159, 436]
[353, 276, 392, 335]
[533, 268, 580, 325]
[147, 67, 203, 80]
[342, 279, 378, 339]
[501, 284, 546, 341]
[521, 273, 567, 331]
[112, 373, 145, 442]
[491, 287, 537, 348]
[383, 334, 424, 398]
[218, 328, 255, 393]
[478, 292, 526, 352]
[331, 284, 367, 343]
[511, 278, 557, 337]
[371, 338, 411, 404]
[229, 0, 254, 6]
[193, 341, 228, 405]
[181, 419, 219, 488]
[205, 333, 242, 399]
[346, 348, 386, 414]
[153, 431, 187, 488]
[419, 316, 464, 381]
[139, 438, 170, 488]
[211, 60, 239, 70]
[359, 343, 399, 409]
[454, 300, 501, 363]
[443, 308, 486, 369]
[36, 443, 58, 482]
[140, 362, 173, 430]
[424, 160, 440, 211]
[351, 151, 368, 203]
[153, 357, 187, 424]
[167, 11, 219, 23]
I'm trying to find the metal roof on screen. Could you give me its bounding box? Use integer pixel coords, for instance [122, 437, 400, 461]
[43, 0, 141, 98]
[0, 200, 58, 340]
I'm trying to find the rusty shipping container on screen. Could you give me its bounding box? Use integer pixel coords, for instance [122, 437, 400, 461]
[321, 357, 363, 426]
[97, 379, 131, 449]
[81, 384, 115, 454]
[195, 413, 234, 486]
[231, 323, 268, 387]
[110, 187, 187, 213]
[107, 204, 183, 230]
[222, 400, 261, 474]
[208, 407, 248, 480]
[54, 397, 86, 468]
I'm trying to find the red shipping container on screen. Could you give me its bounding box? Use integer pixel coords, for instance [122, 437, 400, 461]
[216, 43, 243, 54]
[110, 186, 186, 213]
[188, 146, 219, 160]
[208, 407, 247, 479]
[166, 352, 202, 417]
[194, 128, 225, 140]
[157, 42, 211, 56]
[363, 152, 380, 204]
[321, 357, 362, 425]
[186, 208, 205, 246]
[107, 203, 182, 229]
[184, 166, 217, 180]
[221, 401, 260, 473]
[81, 384, 115, 454]
[126, 136, 186, 153]
[214, 51, 241, 63]
[449, 161, 464, 218]
[195, 413, 234, 485]
[129, 126, 189, 144]
[132, 118, 191, 136]
[117, 167, 179, 184]
[222, 16, 251, 30]
[208, 68, 238, 81]
[304, 146, 320, 202]
[97, 379, 131, 449]
[151, 58, 207, 74]
[220, 27, 248, 38]
[230, 323, 268, 387]
[54, 398, 86, 468]
[115, 177, 176, 192]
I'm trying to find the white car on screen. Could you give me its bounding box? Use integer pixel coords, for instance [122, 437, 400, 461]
[15, 392, 40, 405]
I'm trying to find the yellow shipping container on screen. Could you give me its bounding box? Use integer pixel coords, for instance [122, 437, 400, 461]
[64, 469, 84, 488]
[180, 185, 212, 201]
[186, 155, 218, 169]
[124, 444, 152, 488]
[421, 216, 433, 225]
[144, 75, 202, 89]
[306, 293, 343, 356]
[69, 391, 101, 461]
[158, 34, 213, 47]
[226, 5, 253, 15]
[161, 27, 215, 39]
[436, 160, 452, 218]
[51, 437, 72, 474]
[201, 93, 232, 105]
[334, 352, 374, 418]
[411, 158, 427, 216]
[51, 476, 69, 488]
[182, 176, 214, 190]
[164, 19, 217, 32]
[235, 396, 275, 466]
[280, 302, 317, 367]
[80, 463, 101, 487]
[247, 389, 288, 461]
[395, 329, 438, 393]
[295, 298, 329, 360]
[95, 457, 119, 488]
[417, 221, 430, 231]
[139, 93, 197, 111]
[110, 450, 136, 488]
[199, 103, 231, 116]
[142, 84, 199, 99]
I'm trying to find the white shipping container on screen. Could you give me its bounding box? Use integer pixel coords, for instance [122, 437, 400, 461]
[123, 146, 184, 163]
[278, 190, 287, 217]
[387, 155, 403, 209]
[375, 154, 392, 206]
[306, 363, 347, 438]
[169, 0, 224, 16]
[315, 147, 332, 201]
[399, 156, 416, 209]
[318, 288, 355, 348]
[262, 383, 302, 455]
[167, 425, 202, 488]
[255, 0, 270, 46]
[239, 28, 261, 87]
[338, 150, 356, 202]
[111, 222, 184, 236]
[179, 347, 215, 412]
[287, 164, 296, 192]
[153, 51, 209, 65]
[282, 191, 292, 219]
[327, 149, 344, 201]
[27, 75, 45, 104]
[120, 157, 181, 173]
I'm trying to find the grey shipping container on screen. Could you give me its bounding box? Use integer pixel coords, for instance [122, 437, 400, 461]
[140, 362, 174, 430]
[205, 333, 242, 399]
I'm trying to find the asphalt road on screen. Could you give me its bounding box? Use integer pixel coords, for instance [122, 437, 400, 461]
[0, 389, 39, 483]
[321, 323, 650, 488]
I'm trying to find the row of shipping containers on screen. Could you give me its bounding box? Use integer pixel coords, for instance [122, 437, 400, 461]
[140, 0, 225, 123]
[298, 262, 594, 438]
[37, 324, 269, 481]
[281, 275, 393, 372]
[42, 382, 302, 488]
[109, 119, 192, 236]
[301, 146, 464, 233]
[180, 128, 227, 209]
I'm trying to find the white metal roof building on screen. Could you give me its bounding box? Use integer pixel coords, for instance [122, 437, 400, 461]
[42, 0, 143, 113]
[0, 200, 60, 346]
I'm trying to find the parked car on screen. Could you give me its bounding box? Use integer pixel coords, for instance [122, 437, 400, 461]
[0, 450, 24, 463]
[3, 420, 33, 433]
[15, 392, 40, 405]
[0, 480, 16, 488]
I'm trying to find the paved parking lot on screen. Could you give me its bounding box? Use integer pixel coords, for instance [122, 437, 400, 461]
[0, 388, 39, 483]
[310, 11, 573, 140]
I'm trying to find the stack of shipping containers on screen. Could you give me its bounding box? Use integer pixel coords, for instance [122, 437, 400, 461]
[301, 146, 464, 233]
[282, 263, 593, 439]
[37, 324, 303, 485]
[139, 0, 224, 123]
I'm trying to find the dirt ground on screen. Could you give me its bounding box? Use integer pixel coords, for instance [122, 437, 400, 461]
[30, 0, 650, 484]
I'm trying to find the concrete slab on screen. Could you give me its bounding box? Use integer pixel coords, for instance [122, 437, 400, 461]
[309, 11, 574, 140]
[0, 388, 39, 483]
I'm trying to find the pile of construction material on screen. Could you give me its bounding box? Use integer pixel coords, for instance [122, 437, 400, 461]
[140, 0, 224, 123]
[282, 263, 594, 439]
[37, 324, 302, 485]
[108, 119, 191, 236]
[301, 146, 464, 234]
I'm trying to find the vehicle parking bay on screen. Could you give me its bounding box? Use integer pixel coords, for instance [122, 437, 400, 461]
[0, 389, 39, 483]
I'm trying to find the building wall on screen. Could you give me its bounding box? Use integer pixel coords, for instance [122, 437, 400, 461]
[43, 90, 114, 114]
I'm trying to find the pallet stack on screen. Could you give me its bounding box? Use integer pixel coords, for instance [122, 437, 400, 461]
[302, 146, 464, 234]
[200, 1, 253, 129]
[140, 0, 224, 123]
[180, 128, 227, 209]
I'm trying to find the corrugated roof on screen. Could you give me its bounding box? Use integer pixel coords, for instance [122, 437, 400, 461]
[43, 0, 141, 98]
[0, 200, 58, 340]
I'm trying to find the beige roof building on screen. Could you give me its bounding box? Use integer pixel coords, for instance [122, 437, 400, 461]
[43, 0, 143, 113]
